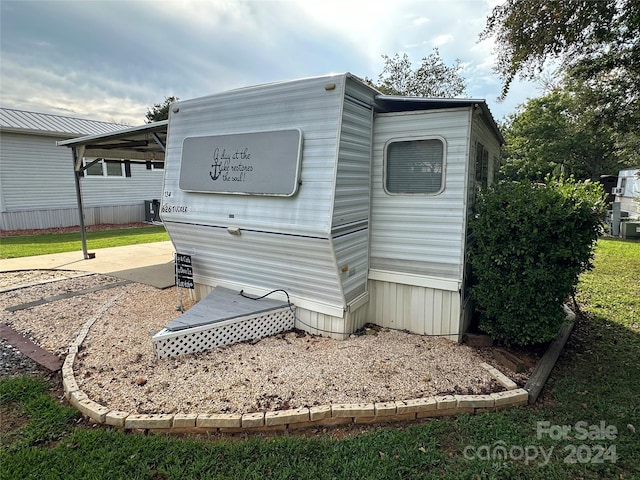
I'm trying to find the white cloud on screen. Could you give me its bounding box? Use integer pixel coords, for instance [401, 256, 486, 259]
[412, 16, 431, 26]
[0, 0, 540, 123]
[433, 34, 454, 47]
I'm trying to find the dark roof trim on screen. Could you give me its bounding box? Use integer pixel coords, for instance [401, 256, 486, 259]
[374, 95, 505, 145]
[57, 120, 168, 147]
[57, 121, 168, 162]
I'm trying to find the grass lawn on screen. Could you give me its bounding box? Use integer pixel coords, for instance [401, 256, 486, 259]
[1, 237, 638, 479]
[0, 226, 169, 259]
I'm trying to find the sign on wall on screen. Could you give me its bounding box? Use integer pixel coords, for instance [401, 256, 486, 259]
[175, 253, 194, 289]
[179, 129, 302, 196]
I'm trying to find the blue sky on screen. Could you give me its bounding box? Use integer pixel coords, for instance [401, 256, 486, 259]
[1, 0, 542, 126]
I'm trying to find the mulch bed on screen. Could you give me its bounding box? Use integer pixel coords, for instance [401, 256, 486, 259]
[0, 223, 151, 238]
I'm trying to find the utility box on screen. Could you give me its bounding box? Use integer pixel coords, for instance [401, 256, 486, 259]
[144, 199, 161, 222]
[621, 222, 640, 239]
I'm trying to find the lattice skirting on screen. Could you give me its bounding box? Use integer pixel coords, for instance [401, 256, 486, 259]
[152, 307, 295, 359]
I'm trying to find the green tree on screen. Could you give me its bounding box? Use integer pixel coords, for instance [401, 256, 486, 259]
[500, 80, 634, 182]
[365, 49, 467, 97]
[500, 88, 621, 182]
[145, 96, 178, 123]
[481, 0, 639, 133]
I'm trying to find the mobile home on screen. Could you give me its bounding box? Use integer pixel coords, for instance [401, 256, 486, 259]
[155, 73, 503, 355]
[0, 108, 164, 230]
[611, 168, 640, 238]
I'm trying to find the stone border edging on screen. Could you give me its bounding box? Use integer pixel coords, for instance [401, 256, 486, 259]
[62, 297, 529, 433]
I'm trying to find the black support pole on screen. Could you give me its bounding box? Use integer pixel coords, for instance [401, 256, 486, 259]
[72, 146, 89, 259]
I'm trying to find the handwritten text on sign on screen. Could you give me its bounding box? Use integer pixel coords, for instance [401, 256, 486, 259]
[175, 253, 194, 289]
[179, 129, 302, 196]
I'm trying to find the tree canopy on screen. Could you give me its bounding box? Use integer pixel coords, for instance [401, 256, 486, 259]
[481, 0, 639, 128]
[365, 49, 467, 97]
[145, 96, 178, 123]
[499, 85, 626, 182]
[484, 0, 639, 180]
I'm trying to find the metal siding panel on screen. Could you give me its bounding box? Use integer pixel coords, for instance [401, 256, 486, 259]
[0, 132, 161, 229]
[81, 162, 163, 206]
[331, 82, 375, 305]
[367, 279, 461, 339]
[332, 92, 374, 227]
[332, 229, 369, 302]
[370, 110, 471, 281]
[167, 222, 344, 309]
[0, 132, 76, 209]
[162, 76, 344, 238]
[162, 75, 356, 313]
[0, 204, 144, 230]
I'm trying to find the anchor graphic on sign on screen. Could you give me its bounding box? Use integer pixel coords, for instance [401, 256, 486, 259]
[210, 160, 222, 181]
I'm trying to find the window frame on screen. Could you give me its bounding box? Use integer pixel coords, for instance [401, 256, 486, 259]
[382, 136, 447, 196]
[82, 158, 125, 178]
[475, 141, 490, 189]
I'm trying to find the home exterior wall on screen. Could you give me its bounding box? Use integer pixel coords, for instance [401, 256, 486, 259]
[162, 74, 504, 341]
[369, 108, 472, 282]
[0, 130, 163, 230]
[162, 75, 377, 329]
[615, 168, 640, 217]
[366, 108, 473, 339]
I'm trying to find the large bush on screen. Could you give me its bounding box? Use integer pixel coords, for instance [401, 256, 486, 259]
[469, 178, 605, 346]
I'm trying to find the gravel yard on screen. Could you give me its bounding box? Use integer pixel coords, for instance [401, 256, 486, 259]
[1, 270, 527, 415]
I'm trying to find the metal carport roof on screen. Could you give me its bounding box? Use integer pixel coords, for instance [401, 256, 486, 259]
[57, 120, 168, 162]
[57, 121, 168, 259]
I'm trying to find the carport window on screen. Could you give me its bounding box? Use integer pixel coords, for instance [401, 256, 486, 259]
[385, 138, 444, 194]
[83, 158, 124, 177]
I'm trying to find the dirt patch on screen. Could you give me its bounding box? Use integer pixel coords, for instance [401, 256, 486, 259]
[0, 222, 152, 237]
[1, 271, 533, 416]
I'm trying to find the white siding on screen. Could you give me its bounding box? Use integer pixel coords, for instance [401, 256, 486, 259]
[1, 132, 77, 209]
[162, 75, 368, 320]
[367, 279, 461, 341]
[80, 162, 164, 207]
[369, 108, 472, 282]
[331, 79, 375, 304]
[172, 225, 345, 313]
[0, 131, 163, 230]
[615, 169, 640, 216]
[162, 76, 346, 237]
[332, 228, 369, 302]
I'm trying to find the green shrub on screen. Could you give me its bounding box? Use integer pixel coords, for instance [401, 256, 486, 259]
[469, 177, 605, 346]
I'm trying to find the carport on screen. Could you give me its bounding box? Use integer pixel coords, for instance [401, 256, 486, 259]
[57, 121, 168, 259]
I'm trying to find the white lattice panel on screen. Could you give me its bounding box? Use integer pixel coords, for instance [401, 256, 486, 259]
[152, 307, 295, 359]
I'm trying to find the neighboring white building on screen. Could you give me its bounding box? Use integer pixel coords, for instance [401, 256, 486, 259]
[610, 167, 640, 239]
[0, 108, 164, 230]
[613, 168, 640, 218]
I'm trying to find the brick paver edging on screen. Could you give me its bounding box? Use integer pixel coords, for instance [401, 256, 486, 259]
[62, 306, 529, 433]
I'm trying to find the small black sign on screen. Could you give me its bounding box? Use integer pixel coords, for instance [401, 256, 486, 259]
[176, 277, 194, 289]
[175, 253, 194, 289]
[176, 254, 192, 266]
[176, 265, 193, 277]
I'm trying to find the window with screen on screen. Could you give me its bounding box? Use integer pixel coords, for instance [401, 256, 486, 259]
[385, 138, 444, 194]
[83, 158, 125, 177]
[84, 160, 104, 176]
[105, 160, 124, 177]
[475, 142, 489, 189]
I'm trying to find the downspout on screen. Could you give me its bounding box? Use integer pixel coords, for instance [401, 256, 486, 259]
[72, 145, 89, 259]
